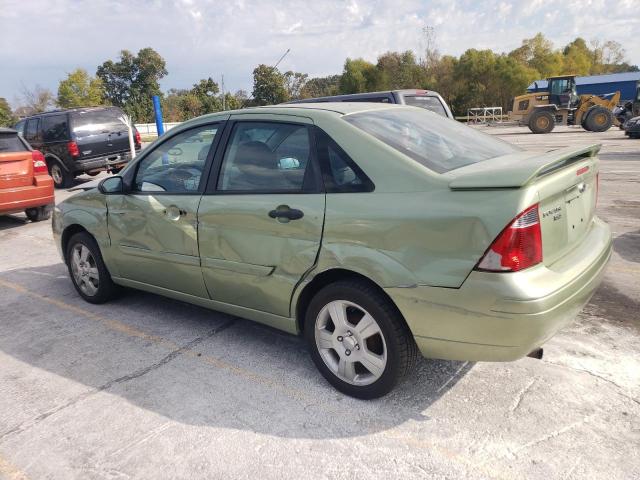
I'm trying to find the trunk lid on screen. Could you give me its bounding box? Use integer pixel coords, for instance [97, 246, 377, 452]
[0, 152, 33, 188]
[448, 144, 601, 266]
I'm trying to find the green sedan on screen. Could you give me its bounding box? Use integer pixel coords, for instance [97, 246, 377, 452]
[53, 103, 611, 399]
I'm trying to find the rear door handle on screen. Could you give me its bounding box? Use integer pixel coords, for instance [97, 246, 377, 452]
[268, 205, 304, 221]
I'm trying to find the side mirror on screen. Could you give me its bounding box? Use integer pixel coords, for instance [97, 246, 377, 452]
[98, 176, 124, 194]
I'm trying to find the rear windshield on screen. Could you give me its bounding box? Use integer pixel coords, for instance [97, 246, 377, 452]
[71, 109, 127, 138]
[343, 108, 520, 173]
[403, 95, 447, 116]
[0, 133, 27, 152]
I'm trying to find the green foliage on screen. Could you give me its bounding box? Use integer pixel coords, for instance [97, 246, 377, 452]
[0, 98, 15, 127]
[339, 58, 377, 93]
[252, 65, 289, 105]
[96, 48, 167, 122]
[300, 75, 341, 98]
[283, 71, 309, 100]
[374, 51, 426, 90]
[57, 69, 105, 108]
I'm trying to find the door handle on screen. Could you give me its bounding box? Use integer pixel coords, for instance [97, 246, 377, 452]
[268, 205, 304, 221]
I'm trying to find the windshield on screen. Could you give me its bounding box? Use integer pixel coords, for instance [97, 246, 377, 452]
[343, 108, 521, 173]
[71, 108, 127, 138]
[403, 95, 447, 116]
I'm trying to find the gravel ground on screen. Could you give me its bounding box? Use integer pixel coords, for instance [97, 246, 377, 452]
[0, 125, 638, 480]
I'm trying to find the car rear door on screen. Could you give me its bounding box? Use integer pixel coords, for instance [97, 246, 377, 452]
[197, 114, 325, 318]
[105, 122, 224, 297]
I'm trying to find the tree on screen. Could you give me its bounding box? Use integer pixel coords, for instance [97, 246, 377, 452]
[339, 58, 377, 93]
[299, 75, 340, 99]
[18, 83, 55, 114]
[0, 98, 15, 127]
[375, 51, 426, 90]
[57, 69, 105, 108]
[509, 33, 563, 78]
[252, 64, 288, 105]
[283, 71, 308, 100]
[562, 38, 592, 75]
[96, 48, 167, 122]
[191, 77, 220, 114]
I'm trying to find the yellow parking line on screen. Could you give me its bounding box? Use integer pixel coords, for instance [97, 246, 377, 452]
[0, 454, 29, 480]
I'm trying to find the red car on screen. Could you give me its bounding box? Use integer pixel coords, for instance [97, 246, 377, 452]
[0, 127, 54, 221]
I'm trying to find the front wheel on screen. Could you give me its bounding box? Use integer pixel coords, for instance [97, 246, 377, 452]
[304, 280, 418, 399]
[528, 110, 555, 134]
[66, 232, 119, 304]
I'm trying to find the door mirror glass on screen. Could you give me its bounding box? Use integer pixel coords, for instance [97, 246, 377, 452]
[98, 176, 123, 194]
[278, 157, 300, 170]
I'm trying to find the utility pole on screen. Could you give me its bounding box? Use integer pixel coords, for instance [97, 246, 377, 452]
[273, 49, 290, 69]
[221, 74, 225, 111]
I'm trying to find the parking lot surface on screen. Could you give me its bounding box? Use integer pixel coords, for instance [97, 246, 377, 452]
[1, 126, 639, 479]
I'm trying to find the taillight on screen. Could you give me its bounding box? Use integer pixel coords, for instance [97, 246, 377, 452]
[134, 130, 141, 145]
[67, 141, 80, 157]
[475, 204, 542, 272]
[32, 150, 48, 174]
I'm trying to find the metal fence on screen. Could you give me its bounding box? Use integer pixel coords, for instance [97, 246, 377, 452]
[134, 122, 181, 135]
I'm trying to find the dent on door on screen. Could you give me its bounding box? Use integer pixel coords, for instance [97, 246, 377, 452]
[197, 193, 325, 317]
[107, 194, 208, 297]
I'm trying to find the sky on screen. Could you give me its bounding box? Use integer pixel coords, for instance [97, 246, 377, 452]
[1, 0, 639, 105]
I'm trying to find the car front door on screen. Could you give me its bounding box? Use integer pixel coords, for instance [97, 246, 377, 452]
[197, 116, 325, 318]
[106, 122, 223, 297]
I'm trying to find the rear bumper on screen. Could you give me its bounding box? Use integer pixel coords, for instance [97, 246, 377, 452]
[386, 217, 612, 362]
[0, 176, 55, 214]
[73, 148, 137, 173]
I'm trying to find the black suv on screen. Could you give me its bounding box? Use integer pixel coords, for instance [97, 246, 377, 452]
[15, 107, 141, 188]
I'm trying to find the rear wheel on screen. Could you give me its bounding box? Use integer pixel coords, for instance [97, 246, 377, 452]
[304, 280, 418, 399]
[528, 110, 555, 134]
[66, 232, 119, 304]
[49, 161, 74, 189]
[25, 204, 52, 222]
[585, 107, 613, 132]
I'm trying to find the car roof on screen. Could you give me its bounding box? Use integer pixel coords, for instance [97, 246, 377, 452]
[20, 106, 121, 119]
[194, 102, 406, 123]
[0, 127, 18, 134]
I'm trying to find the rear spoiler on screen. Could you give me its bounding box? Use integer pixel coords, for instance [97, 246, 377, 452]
[448, 144, 601, 190]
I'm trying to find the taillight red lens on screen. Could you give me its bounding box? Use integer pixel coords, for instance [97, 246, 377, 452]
[67, 141, 80, 157]
[32, 150, 48, 174]
[475, 204, 542, 272]
[134, 130, 141, 145]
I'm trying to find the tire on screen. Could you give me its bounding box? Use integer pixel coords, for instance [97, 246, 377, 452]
[49, 161, 74, 189]
[528, 110, 555, 134]
[110, 167, 123, 174]
[304, 279, 418, 399]
[66, 232, 119, 304]
[584, 106, 613, 132]
[25, 204, 53, 222]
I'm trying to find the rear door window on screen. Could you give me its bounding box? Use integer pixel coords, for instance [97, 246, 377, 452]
[217, 122, 313, 192]
[315, 128, 373, 192]
[403, 96, 447, 116]
[41, 114, 69, 142]
[0, 133, 27, 152]
[24, 118, 41, 143]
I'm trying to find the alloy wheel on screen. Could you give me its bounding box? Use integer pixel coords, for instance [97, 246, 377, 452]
[70, 244, 99, 296]
[50, 164, 63, 185]
[314, 300, 387, 386]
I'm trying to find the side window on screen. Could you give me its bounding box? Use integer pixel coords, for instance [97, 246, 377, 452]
[14, 120, 26, 136]
[41, 115, 69, 142]
[315, 128, 373, 193]
[24, 118, 40, 143]
[134, 124, 219, 193]
[217, 122, 312, 192]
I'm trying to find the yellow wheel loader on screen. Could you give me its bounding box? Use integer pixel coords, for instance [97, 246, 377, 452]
[509, 75, 621, 134]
